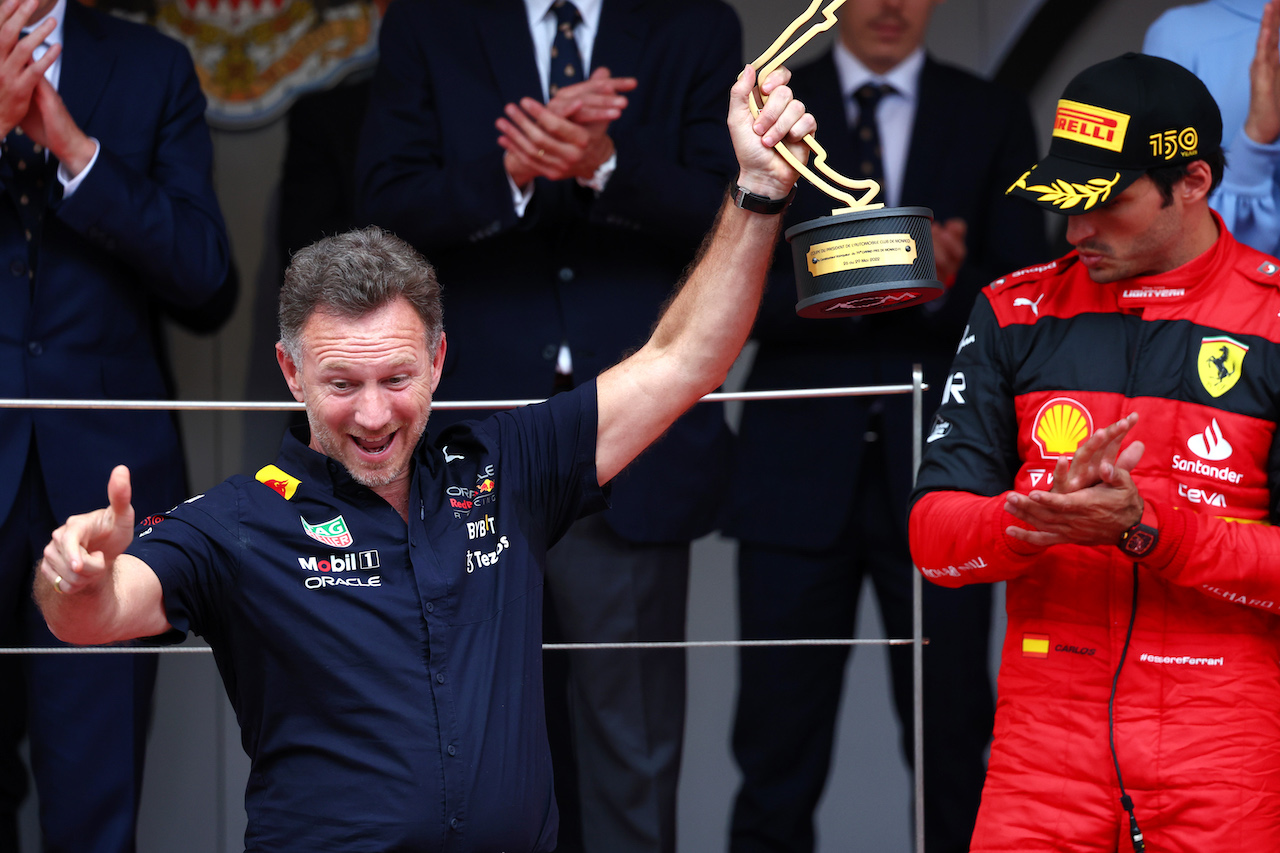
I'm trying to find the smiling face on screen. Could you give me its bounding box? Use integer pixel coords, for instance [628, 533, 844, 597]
[277, 297, 446, 508]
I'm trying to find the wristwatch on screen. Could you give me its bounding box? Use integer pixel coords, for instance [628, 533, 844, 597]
[1117, 503, 1158, 559]
[731, 184, 795, 215]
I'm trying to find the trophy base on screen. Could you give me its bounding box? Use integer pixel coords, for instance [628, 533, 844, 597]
[786, 205, 945, 318]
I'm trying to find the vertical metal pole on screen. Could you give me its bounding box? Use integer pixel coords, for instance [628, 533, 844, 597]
[911, 364, 925, 853]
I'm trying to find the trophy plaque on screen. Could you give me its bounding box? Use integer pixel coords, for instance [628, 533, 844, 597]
[750, 0, 945, 317]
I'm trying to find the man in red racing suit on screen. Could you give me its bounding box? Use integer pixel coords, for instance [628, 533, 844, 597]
[910, 53, 1280, 851]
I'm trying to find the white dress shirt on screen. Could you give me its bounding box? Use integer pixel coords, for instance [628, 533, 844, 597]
[20, 0, 99, 195]
[831, 42, 924, 209]
[509, 0, 614, 215]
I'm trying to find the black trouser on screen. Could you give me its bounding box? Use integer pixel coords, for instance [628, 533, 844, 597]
[730, 442, 994, 853]
[0, 447, 156, 853]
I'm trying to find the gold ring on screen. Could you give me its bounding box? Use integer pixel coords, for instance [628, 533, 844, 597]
[53, 575, 63, 593]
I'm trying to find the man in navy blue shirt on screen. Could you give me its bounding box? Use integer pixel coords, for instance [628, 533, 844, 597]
[32, 64, 814, 852]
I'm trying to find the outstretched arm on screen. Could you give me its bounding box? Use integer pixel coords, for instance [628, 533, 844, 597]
[595, 65, 815, 484]
[35, 465, 171, 645]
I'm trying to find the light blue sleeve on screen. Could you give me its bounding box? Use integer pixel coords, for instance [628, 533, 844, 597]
[1145, 4, 1280, 256]
[1214, 129, 1280, 256]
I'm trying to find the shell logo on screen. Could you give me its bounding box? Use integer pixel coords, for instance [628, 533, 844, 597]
[1031, 397, 1093, 459]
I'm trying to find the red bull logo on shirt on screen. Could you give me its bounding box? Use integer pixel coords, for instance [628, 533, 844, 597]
[256, 464, 302, 500]
[301, 514, 353, 548]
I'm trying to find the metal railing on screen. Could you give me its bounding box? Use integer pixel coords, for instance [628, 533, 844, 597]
[1, 369, 930, 853]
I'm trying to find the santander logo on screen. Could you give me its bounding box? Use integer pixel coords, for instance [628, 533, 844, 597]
[1188, 419, 1232, 461]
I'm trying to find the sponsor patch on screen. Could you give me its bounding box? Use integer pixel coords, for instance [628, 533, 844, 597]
[1012, 294, 1044, 315]
[466, 515, 496, 540]
[297, 550, 379, 573]
[1178, 482, 1226, 507]
[1198, 336, 1248, 398]
[1203, 585, 1276, 609]
[1025, 469, 1055, 489]
[920, 556, 988, 580]
[256, 464, 301, 500]
[1031, 397, 1093, 460]
[1148, 127, 1199, 161]
[1121, 286, 1184, 300]
[1053, 99, 1130, 152]
[465, 535, 510, 573]
[926, 417, 951, 444]
[301, 514, 353, 548]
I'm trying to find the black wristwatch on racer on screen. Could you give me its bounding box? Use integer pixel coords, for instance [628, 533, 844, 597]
[1118, 503, 1158, 559]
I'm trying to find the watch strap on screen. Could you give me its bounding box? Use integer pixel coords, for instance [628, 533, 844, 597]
[1117, 502, 1158, 559]
[731, 183, 795, 215]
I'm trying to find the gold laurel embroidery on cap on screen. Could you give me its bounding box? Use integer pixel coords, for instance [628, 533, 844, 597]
[1010, 170, 1120, 211]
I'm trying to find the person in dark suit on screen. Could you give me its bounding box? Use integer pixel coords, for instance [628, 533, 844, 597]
[355, 2, 740, 851]
[0, 0, 231, 847]
[724, 2, 1049, 852]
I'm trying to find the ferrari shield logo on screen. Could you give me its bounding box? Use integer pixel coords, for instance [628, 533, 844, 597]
[1198, 336, 1248, 398]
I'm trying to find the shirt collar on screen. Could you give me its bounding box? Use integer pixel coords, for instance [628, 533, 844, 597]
[26, 0, 66, 47]
[525, 0, 603, 32]
[1112, 211, 1227, 309]
[832, 41, 924, 103]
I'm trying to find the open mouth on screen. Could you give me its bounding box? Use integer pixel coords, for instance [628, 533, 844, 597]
[353, 432, 396, 456]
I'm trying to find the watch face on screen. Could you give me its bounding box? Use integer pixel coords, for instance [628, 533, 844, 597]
[1123, 528, 1156, 556]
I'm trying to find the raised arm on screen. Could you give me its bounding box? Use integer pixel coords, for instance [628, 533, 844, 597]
[34, 465, 171, 645]
[595, 65, 814, 484]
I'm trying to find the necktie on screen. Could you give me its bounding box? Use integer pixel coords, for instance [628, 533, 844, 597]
[5, 29, 53, 275]
[851, 83, 893, 201]
[548, 0, 583, 98]
[3, 126, 48, 274]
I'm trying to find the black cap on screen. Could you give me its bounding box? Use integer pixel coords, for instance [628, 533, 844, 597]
[1007, 53, 1222, 214]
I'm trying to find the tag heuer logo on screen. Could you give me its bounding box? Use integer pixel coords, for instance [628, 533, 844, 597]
[301, 514, 353, 548]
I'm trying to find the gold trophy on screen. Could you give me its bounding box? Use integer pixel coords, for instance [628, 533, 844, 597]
[751, 0, 944, 317]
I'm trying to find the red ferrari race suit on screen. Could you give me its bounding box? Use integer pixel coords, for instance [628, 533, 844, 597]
[909, 217, 1280, 852]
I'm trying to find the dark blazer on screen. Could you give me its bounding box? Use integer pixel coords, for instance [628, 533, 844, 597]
[0, 2, 231, 522]
[357, 0, 742, 543]
[724, 52, 1050, 551]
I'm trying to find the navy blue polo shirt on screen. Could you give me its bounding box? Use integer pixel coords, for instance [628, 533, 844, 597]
[130, 382, 606, 853]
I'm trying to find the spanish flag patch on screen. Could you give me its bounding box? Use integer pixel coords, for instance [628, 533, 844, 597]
[1022, 633, 1050, 658]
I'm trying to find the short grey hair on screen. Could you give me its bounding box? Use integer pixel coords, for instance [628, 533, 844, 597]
[279, 227, 443, 361]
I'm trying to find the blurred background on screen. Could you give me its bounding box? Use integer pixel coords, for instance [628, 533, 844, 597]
[14, 0, 1192, 849]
